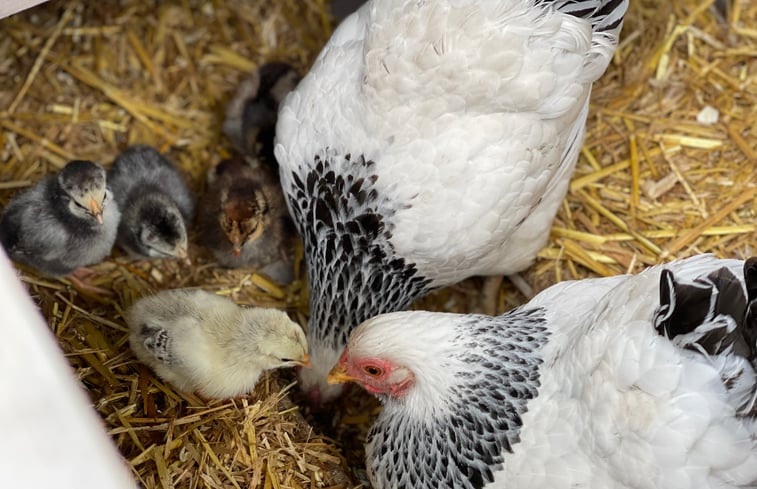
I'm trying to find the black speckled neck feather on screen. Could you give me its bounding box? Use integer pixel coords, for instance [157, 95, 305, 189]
[286, 150, 432, 349]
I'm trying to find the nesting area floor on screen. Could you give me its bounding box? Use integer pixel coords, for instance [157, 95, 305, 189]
[0, 0, 755, 488]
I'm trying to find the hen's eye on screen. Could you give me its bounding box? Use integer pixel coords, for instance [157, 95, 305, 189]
[363, 365, 383, 377]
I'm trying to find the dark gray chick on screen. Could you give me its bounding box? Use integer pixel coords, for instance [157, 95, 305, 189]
[196, 157, 296, 283]
[330, 0, 366, 23]
[0, 160, 120, 282]
[108, 145, 195, 263]
[222, 62, 300, 163]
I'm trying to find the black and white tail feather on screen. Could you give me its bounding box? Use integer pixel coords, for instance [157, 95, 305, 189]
[654, 257, 757, 415]
[538, 0, 628, 34]
[538, 0, 629, 81]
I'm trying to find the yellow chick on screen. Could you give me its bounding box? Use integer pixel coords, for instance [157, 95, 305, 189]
[127, 288, 310, 399]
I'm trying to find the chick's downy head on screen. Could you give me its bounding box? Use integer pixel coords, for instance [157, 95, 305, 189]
[137, 198, 189, 261]
[219, 185, 268, 256]
[59, 160, 109, 224]
[242, 308, 310, 370]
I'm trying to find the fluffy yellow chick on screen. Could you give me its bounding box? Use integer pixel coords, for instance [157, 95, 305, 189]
[127, 288, 309, 399]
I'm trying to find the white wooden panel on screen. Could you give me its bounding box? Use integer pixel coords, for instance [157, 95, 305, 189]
[0, 249, 136, 488]
[1, 0, 49, 19]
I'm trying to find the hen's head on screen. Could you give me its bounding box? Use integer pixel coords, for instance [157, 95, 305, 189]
[327, 311, 460, 407]
[328, 348, 415, 399]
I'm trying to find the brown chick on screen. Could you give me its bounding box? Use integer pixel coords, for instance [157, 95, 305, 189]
[196, 157, 296, 283]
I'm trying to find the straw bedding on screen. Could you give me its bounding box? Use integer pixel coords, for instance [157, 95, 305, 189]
[0, 0, 755, 487]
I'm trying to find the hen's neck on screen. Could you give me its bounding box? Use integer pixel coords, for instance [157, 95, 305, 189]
[286, 150, 432, 348]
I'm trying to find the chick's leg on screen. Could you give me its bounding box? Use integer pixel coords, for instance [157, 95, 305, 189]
[66, 267, 114, 297]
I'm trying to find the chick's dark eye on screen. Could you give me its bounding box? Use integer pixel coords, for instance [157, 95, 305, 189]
[363, 365, 383, 377]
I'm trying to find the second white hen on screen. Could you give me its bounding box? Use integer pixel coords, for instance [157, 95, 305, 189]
[330, 255, 757, 489]
[275, 0, 629, 403]
[127, 288, 310, 399]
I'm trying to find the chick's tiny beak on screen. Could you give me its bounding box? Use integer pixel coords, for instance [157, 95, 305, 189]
[297, 352, 312, 369]
[228, 229, 243, 256]
[89, 197, 104, 224]
[327, 363, 359, 385]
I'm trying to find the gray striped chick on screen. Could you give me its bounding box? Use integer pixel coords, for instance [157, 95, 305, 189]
[108, 145, 194, 263]
[0, 160, 119, 291]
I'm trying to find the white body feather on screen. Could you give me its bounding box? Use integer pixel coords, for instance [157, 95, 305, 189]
[275, 0, 628, 399]
[276, 0, 622, 284]
[498, 256, 757, 488]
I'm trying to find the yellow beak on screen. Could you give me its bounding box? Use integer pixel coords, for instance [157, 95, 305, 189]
[89, 197, 103, 224]
[229, 231, 243, 256]
[296, 352, 312, 368]
[326, 363, 359, 385]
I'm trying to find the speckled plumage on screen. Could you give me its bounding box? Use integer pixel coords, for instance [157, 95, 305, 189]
[108, 145, 195, 260]
[365, 309, 549, 489]
[126, 288, 310, 399]
[275, 0, 629, 401]
[336, 255, 757, 489]
[0, 160, 120, 276]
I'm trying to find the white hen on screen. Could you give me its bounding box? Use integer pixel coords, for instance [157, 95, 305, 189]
[329, 255, 757, 489]
[275, 0, 629, 403]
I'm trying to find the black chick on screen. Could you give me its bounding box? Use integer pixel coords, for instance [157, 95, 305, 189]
[0, 160, 120, 284]
[108, 145, 195, 262]
[330, 0, 366, 22]
[196, 157, 296, 283]
[222, 62, 300, 163]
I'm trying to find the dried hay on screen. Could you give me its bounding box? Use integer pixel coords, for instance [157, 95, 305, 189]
[0, 0, 755, 487]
